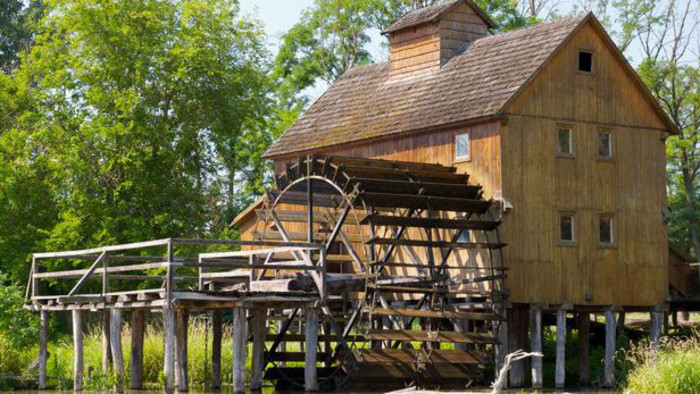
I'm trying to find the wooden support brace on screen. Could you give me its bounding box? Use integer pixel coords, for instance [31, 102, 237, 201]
[530, 306, 542, 390]
[507, 307, 524, 387]
[110, 309, 125, 393]
[578, 312, 590, 385]
[175, 309, 189, 392]
[130, 309, 145, 390]
[102, 310, 112, 375]
[604, 310, 616, 388]
[73, 309, 84, 392]
[555, 309, 566, 389]
[212, 310, 222, 390]
[651, 310, 662, 348]
[250, 308, 267, 391]
[232, 307, 247, 393]
[163, 306, 176, 393]
[38, 310, 49, 390]
[305, 308, 319, 392]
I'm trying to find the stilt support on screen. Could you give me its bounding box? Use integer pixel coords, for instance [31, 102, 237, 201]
[305, 308, 319, 392]
[131, 309, 145, 390]
[110, 309, 125, 393]
[39, 309, 48, 390]
[73, 309, 84, 392]
[555, 309, 567, 389]
[530, 305, 542, 390]
[175, 309, 189, 392]
[102, 310, 112, 375]
[578, 312, 590, 385]
[163, 306, 176, 393]
[250, 308, 266, 391]
[604, 309, 616, 388]
[211, 309, 222, 390]
[232, 307, 247, 394]
[651, 310, 662, 348]
[507, 307, 525, 387]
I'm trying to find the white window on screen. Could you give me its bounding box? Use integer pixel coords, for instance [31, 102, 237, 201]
[455, 133, 470, 160]
[598, 131, 612, 158]
[558, 127, 573, 156]
[560, 213, 575, 242]
[599, 216, 614, 245]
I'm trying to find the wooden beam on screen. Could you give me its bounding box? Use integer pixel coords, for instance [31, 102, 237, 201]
[578, 312, 590, 385]
[211, 310, 222, 390]
[110, 309, 125, 393]
[175, 309, 189, 392]
[650, 310, 662, 348]
[102, 310, 112, 375]
[130, 309, 145, 390]
[507, 307, 524, 387]
[555, 309, 566, 389]
[251, 308, 267, 391]
[34, 238, 171, 259]
[163, 306, 176, 393]
[530, 306, 542, 390]
[604, 310, 616, 388]
[305, 308, 319, 392]
[68, 251, 107, 296]
[73, 310, 84, 392]
[232, 307, 247, 393]
[39, 310, 48, 390]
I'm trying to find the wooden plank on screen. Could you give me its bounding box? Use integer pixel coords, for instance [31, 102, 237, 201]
[250, 308, 266, 391]
[34, 238, 171, 259]
[39, 310, 48, 389]
[366, 236, 506, 249]
[33, 262, 176, 279]
[163, 306, 175, 393]
[361, 213, 500, 230]
[604, 310, 616, 388]
[68, 251, 107, 296]
[342, 165, 468, 183]
[110, 309, 125, 393]
[531, 306, 542, 389]
[327, 155, 455, 173]
[358, 349, 488, 365]
[305, 308, 319, 391]
[73, 310, 84, 392]
[353, 178, 480, 198]
[266, 352, 330, 362]
[365, 329, 496, 344]
[211, 310, 222, 390]
[555, 309, 566, 389]
[370, 307, 502, 321]
[130, 309, 145, 390]
[175, 309, 188, 392]
[359, 192, 491, 213]
[578, 312, 590, 385]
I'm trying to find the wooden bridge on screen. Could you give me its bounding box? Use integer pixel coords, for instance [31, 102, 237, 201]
[26, 155, 507, 392]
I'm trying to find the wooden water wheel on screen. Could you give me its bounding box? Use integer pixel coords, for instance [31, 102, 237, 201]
[254, 155, 507, 390]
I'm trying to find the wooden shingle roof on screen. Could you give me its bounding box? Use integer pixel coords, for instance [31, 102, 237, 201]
[264, 14, 590, 159]
[382, 0, 495, 34]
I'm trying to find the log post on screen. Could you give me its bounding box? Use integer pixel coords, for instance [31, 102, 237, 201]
[305, 308, 319, 392]
[530, 305, 542, 390]
[72, 309, 84, 392]
[211, 310, 222, 390]
[578, 312, 590, 385]
[39, 309, 49, 390]
[175, 309, 189, 392]
[102, 310, 112, 375]
[250, 308, 266, 391]
[495, 306, 508, 379]
[163, 306, 176, 393]
[110, 309, 125, 393]
[130, 309, 146, 389]
[604, 309, 616, 388]
[232, 307, 247, 394]
[555, 309, 567, 389]
[507, 307, 524, 387]
[650, 310, 662, 348]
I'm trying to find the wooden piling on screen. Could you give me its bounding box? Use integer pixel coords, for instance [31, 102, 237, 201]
[232, 307, 247, 393]
[102, 310, 112, 375]
[164, 306, 176, 393]
[507, 307, 524, 387]
[175, 309, 189, 392]
[604, 310, 616, 388]
[131, 309, 146, 390]
[305, 308, 319, 392]
[555, 309, 566, 389]
[72, 310, 84, 392]
[110, 309, 125, 393]
[650, 310, 662, 347]
[211, 309, 222, 390]
[578, 312, 590, 385]
[39, 309, 48, 390]
[530, 305, 542, 389]
[250, 308, 267, 391]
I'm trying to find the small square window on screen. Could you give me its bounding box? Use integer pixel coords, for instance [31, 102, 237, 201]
[560, 214, 575, 242]
[598, 132, 612, 158]
[579, 51, 593, 73]
[558, 128, 572, 155]
[599, 217, 613, 244]
[455, 133, 470, 160]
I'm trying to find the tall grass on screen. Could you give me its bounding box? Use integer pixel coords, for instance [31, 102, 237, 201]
[622, 332, 700, 394]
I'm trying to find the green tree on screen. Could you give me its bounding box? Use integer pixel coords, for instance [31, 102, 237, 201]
[0, 0, 274, 283]
[0, 0, 44, 72]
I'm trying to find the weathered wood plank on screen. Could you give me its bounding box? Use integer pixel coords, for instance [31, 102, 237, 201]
[365, 329, 496, 344]
[130, 309, 145, 390]
[578, 312, 590, 385]
[39, 310, 48, 390]
[305, 308, 319, 391]
[110, 309, 125, 393]
[604, 310, 616, 388]
[175, 309, 188, 392]
[211, 310, 222, 389]
[555, 309, 566, 389]
[531, 306, 542, 389]
[370, 307, 502, 321]
[250, 308, 266, 391]
[73, 310, 84, 392]
[163, 307, 175, 393]
[232, 307, 247, 393]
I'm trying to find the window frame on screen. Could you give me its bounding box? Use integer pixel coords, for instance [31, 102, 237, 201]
[454, 132, 470, 162]
[598, 215, 615, 246]
[597, 130, 613, 160]
[557, 126, 574, 157]
[559, 212, 576, 244]
[578, 50, 595, 74]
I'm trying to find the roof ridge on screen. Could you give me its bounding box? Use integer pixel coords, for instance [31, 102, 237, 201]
[475, 13, 589, 44]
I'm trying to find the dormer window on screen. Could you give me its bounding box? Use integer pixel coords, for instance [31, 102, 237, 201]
[578, 51, 593, 73]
